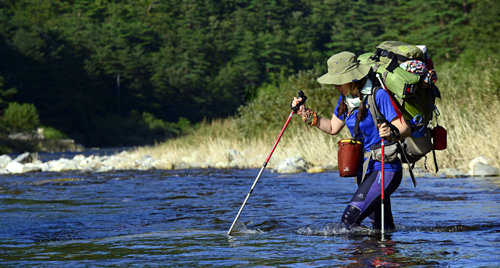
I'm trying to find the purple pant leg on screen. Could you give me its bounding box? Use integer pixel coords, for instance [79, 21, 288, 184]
[342, 170, 402, 228]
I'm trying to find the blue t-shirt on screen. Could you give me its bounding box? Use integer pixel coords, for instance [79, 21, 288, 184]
[334, 88, 402, 173]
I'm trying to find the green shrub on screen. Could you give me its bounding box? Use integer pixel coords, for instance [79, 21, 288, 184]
[0, 102, 39, 133]
[41, 126, 68, 139]
[142, 112, 187, 137]
[176, 117, 191, 132]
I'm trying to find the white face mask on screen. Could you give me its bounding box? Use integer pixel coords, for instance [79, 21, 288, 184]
[345, 94, 361, 109]
[343, 79, 372, 109]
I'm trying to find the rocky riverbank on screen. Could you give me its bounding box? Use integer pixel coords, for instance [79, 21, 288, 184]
[0, 150, 498, 178]
[0, 129, 84, 154]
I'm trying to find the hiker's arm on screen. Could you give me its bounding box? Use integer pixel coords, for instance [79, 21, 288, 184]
[316, 113, 345, 135]
[291, 97, 344, 135]
[379, 118, 410, 141]
[390, 117, 411, 140]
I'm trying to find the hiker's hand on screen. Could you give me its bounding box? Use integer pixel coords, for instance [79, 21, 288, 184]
[379, 122, 401, 141]
[291, 97, 306, 116]
[378, 122, 391, 139]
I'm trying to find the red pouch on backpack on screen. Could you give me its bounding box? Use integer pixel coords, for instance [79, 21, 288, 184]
[432, 125, 447, 150]
[337, 139, 363, 177]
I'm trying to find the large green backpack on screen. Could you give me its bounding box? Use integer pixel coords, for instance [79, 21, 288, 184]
[358, 41, 441, 126]
[359, 41, 444, 184]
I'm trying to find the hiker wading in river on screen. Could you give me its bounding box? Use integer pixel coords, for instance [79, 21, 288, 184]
[291, 51, 410, 230]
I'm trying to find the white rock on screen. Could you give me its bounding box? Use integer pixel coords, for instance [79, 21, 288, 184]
[468, 156, 498, 177]
[14, 152, 33, 163]
[22, 163, 42, 173]
[72, 154, 86, 162]
[469, 162, 499, 177]
[48, 158, 78, 172]
[6, 161, 24, 173]
[274, 156, 310, 173]
[76, 158, 91, 169]
[0, 155, 12, 168]
[39, 162, 50, 172]
[468, 156, 490, 170]
[97, 166, 114, 172]
[80, 167, 94, 173]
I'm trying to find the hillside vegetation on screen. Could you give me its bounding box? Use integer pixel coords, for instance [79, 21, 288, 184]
[1, 0, 499, 147]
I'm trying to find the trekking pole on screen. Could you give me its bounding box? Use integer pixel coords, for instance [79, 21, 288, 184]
[377, 116, 387, 241]
[227, 91, 307, 236]
[380, 137, 385, 241]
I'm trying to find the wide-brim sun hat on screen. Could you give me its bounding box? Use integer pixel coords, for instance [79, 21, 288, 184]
[317, 51, 371, 85]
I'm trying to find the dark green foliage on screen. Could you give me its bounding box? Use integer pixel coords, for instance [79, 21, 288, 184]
[0, 0, 497, 146]
[0, 102, 39, 133]
[458, 0, 500, 63]
[236, 69, 341, 137]
[142, 112, 192, 138]
[0, 76, 17, 110]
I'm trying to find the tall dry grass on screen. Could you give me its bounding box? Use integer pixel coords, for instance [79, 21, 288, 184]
[433, 58, 500, 170]
[131, 117, 349, 169]
[133, 57, 500, 172]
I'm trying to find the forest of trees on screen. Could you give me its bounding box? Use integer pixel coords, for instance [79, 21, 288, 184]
[0, 0, 498, 147]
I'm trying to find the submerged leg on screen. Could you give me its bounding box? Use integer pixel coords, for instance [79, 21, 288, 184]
[341, 204, 362, 227]
[342, 170, 402, 229]
[372, 197, 395, 231]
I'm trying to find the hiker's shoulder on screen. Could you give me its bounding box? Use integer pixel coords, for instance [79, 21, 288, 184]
[372, 86, 390, 101]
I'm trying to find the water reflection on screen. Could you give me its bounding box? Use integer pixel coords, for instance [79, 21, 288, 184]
[341, 235, 399, 267]
[341, 235, 447, 267]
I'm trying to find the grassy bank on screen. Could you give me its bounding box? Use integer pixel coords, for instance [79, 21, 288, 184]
[133, 56, 500, 172]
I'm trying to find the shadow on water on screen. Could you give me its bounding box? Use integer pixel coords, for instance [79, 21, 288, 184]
[0, 169, 499, 266]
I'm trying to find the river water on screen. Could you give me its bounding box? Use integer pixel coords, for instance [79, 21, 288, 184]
[0, 168, 498, 267]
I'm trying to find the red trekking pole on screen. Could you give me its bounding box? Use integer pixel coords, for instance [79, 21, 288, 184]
[377, 116, 387, 240]
[380, 137, 386, 240]
[227, 91, 307, 235]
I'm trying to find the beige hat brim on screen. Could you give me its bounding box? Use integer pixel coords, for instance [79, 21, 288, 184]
[317, 64, 371, 85]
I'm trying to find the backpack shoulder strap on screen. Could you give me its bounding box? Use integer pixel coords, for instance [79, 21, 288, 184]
[366, 86, 418, 187]
[359, 87, 382, 184]
[367, 87, 383, 128]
